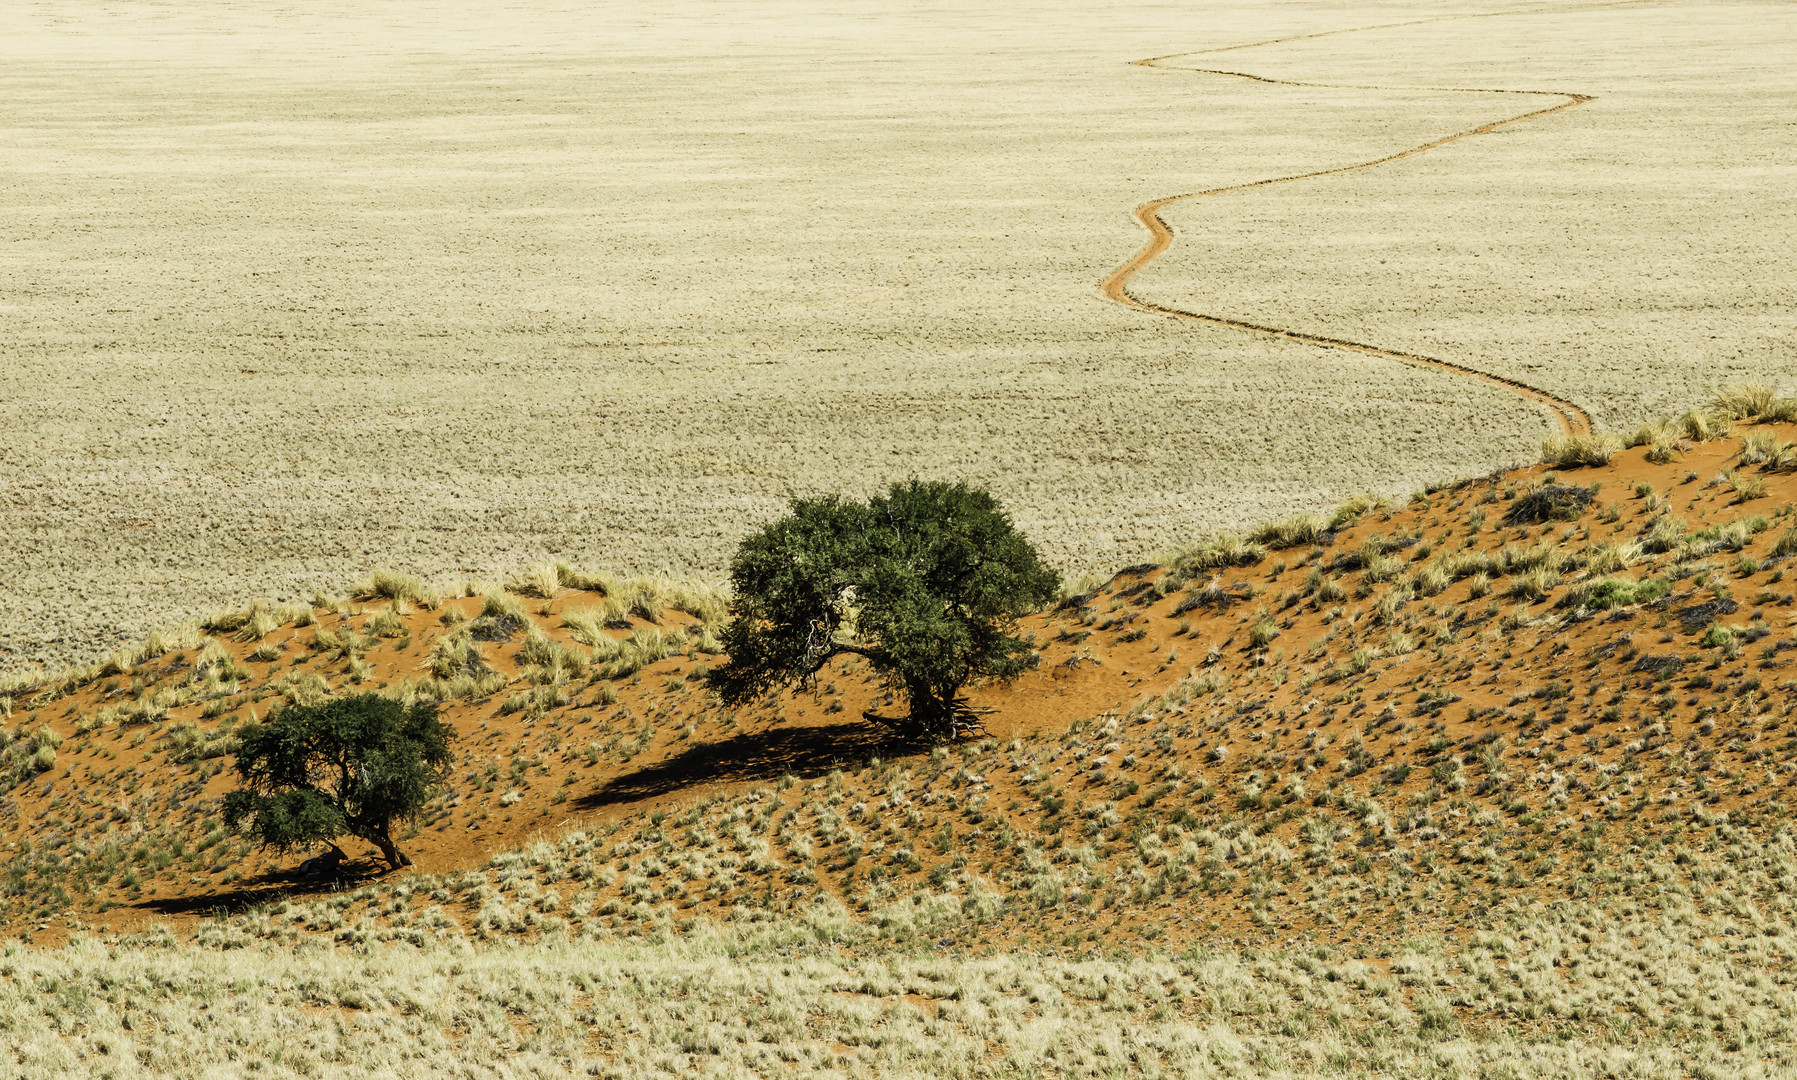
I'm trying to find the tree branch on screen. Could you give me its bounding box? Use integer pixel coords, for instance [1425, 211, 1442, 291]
[797, 640, 877, 680]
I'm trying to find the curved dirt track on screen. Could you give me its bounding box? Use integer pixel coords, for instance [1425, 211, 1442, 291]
[1103, 13, 1602, 437]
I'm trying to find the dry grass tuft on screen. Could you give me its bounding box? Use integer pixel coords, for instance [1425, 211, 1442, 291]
[510, 562, 563, 600]
[1171, 534, 1267, 577]
[1540, 433, 1621, 468]
[1249, 514, 1326, 549]
[1712, 380, 1779, 419]
[354, 568, 437, 608]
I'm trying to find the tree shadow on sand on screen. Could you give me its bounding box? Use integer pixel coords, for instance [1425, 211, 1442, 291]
[135, 856, 387, 918]
[575, 715, 924, 810]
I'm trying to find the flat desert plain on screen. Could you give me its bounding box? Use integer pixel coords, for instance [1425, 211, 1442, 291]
[3, 0, 1794, 674]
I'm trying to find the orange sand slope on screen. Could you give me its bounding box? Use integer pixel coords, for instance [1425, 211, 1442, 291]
[6, 417, 1797, 955]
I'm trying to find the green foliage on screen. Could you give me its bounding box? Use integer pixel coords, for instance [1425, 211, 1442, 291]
[709, 481, 1059, 740]
[1559, 576, 1671, 611]
[1699, 624, 1739, 649]
[222, 693, 454, 869]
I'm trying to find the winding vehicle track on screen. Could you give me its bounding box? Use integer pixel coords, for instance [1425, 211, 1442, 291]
[1102, 14, 1600, 436]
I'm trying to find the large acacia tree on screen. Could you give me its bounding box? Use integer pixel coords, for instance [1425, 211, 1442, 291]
[222, 693, 454, 870]
[709, 480, 1060, 740]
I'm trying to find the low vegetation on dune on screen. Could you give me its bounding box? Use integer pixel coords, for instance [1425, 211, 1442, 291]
[9, 389, 1797, 1073]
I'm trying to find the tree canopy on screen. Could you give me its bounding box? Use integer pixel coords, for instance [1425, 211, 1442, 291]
[222, 693, 454, 870]
[708, 480, 1059, 740]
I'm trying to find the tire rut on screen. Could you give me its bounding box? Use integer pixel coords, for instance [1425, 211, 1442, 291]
[1101, 10, 1610, 436]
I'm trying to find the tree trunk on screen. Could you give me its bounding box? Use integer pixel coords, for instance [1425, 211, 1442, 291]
[902, 675, 960, 742]
[365, 824, 411, 870]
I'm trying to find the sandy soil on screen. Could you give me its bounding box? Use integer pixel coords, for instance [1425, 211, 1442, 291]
[3, 0, 1790, 675]
[11, 417, 1797, 954]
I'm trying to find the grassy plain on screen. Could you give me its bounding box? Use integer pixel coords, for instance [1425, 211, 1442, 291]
[7, 0, 1793, 674]
[1134, 1, 1797, 419]
[5, 913, 1793, 1078]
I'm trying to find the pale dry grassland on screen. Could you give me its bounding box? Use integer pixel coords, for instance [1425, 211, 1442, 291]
[4, 0, 1792, 676]
[1134, 1, 1797, 417]
[5, 888, 1795, 1078]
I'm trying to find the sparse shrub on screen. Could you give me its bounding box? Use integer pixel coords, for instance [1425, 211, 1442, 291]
[1626, 420, 1668, 448]
[428, 631, 490, 681]
[1679, 408, 1729, 442]
[1502, 483, 1598, 525]
[192, 639, 252, 684]
[1439, 549, 1495, 581]
[561, 606, 612, 650]
[517, 625, 586, 672]
[604, 627, 682, 680]
[1700, 624, 1738, 649]
[1497, 541, 1570, 575]
[1372, 584, 1414, 625]
[2, 725, 62, 787]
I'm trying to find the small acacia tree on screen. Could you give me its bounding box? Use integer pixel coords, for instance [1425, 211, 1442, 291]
[709, 480, 1060, 740]
[223, 693, 454, 870]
